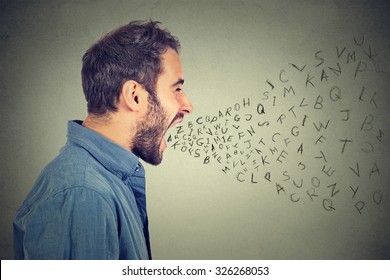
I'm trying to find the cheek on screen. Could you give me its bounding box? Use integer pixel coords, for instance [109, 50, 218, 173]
[162, 96, 180, 116]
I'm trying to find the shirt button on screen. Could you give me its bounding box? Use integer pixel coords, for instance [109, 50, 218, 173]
[135, 164, 140, 172]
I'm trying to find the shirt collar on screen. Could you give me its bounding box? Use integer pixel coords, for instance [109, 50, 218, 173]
[67, 120, 143, 180]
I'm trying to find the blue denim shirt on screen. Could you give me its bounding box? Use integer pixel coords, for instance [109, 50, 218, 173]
[13, 120, 151, 259]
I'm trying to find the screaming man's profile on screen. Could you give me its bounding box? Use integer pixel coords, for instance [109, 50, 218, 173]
[13, 20, 193, 260]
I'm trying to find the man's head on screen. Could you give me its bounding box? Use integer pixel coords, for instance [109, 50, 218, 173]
[81, 20, 193, 165]
[82, 20, 181, 115]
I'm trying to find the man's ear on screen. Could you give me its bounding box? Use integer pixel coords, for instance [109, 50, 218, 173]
[120, 80, 147, 112]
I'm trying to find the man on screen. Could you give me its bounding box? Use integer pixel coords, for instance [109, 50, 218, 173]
[13, 20, 193, 260]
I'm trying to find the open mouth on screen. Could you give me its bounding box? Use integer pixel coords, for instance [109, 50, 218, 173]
[161, 113, 184, 150]
[169, 113, 184, 129]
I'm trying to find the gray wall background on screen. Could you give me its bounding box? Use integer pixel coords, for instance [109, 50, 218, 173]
[1, 0, 389, 259]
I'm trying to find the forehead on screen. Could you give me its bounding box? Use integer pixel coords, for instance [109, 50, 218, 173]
[158, 48, 183, 85]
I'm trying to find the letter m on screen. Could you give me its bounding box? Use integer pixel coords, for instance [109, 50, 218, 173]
[283, 86, 296, 97]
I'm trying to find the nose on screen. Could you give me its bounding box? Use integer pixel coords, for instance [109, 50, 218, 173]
[179, 92, 193, 115]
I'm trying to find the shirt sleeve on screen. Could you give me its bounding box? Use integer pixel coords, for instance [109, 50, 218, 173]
[22, 186, 119, 259]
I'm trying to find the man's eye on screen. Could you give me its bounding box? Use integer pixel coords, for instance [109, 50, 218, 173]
[176, 88, 182, 92]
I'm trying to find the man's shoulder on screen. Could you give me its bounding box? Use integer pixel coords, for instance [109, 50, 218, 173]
[32, 143, 118, 199]
[15, 144, 119, 220]
[43, 143, 91, 184]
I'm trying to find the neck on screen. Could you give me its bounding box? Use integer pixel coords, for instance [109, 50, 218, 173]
[82, 113, 135, 151]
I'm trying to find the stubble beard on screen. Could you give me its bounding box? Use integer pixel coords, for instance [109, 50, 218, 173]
[131, 93, 169, 166]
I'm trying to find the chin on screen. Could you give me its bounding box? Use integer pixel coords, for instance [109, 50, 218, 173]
[148, 158, 163, 166]
[143, 152, 163, 166]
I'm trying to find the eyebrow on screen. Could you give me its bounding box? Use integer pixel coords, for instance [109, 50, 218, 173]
[171, 78, 185, 88]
